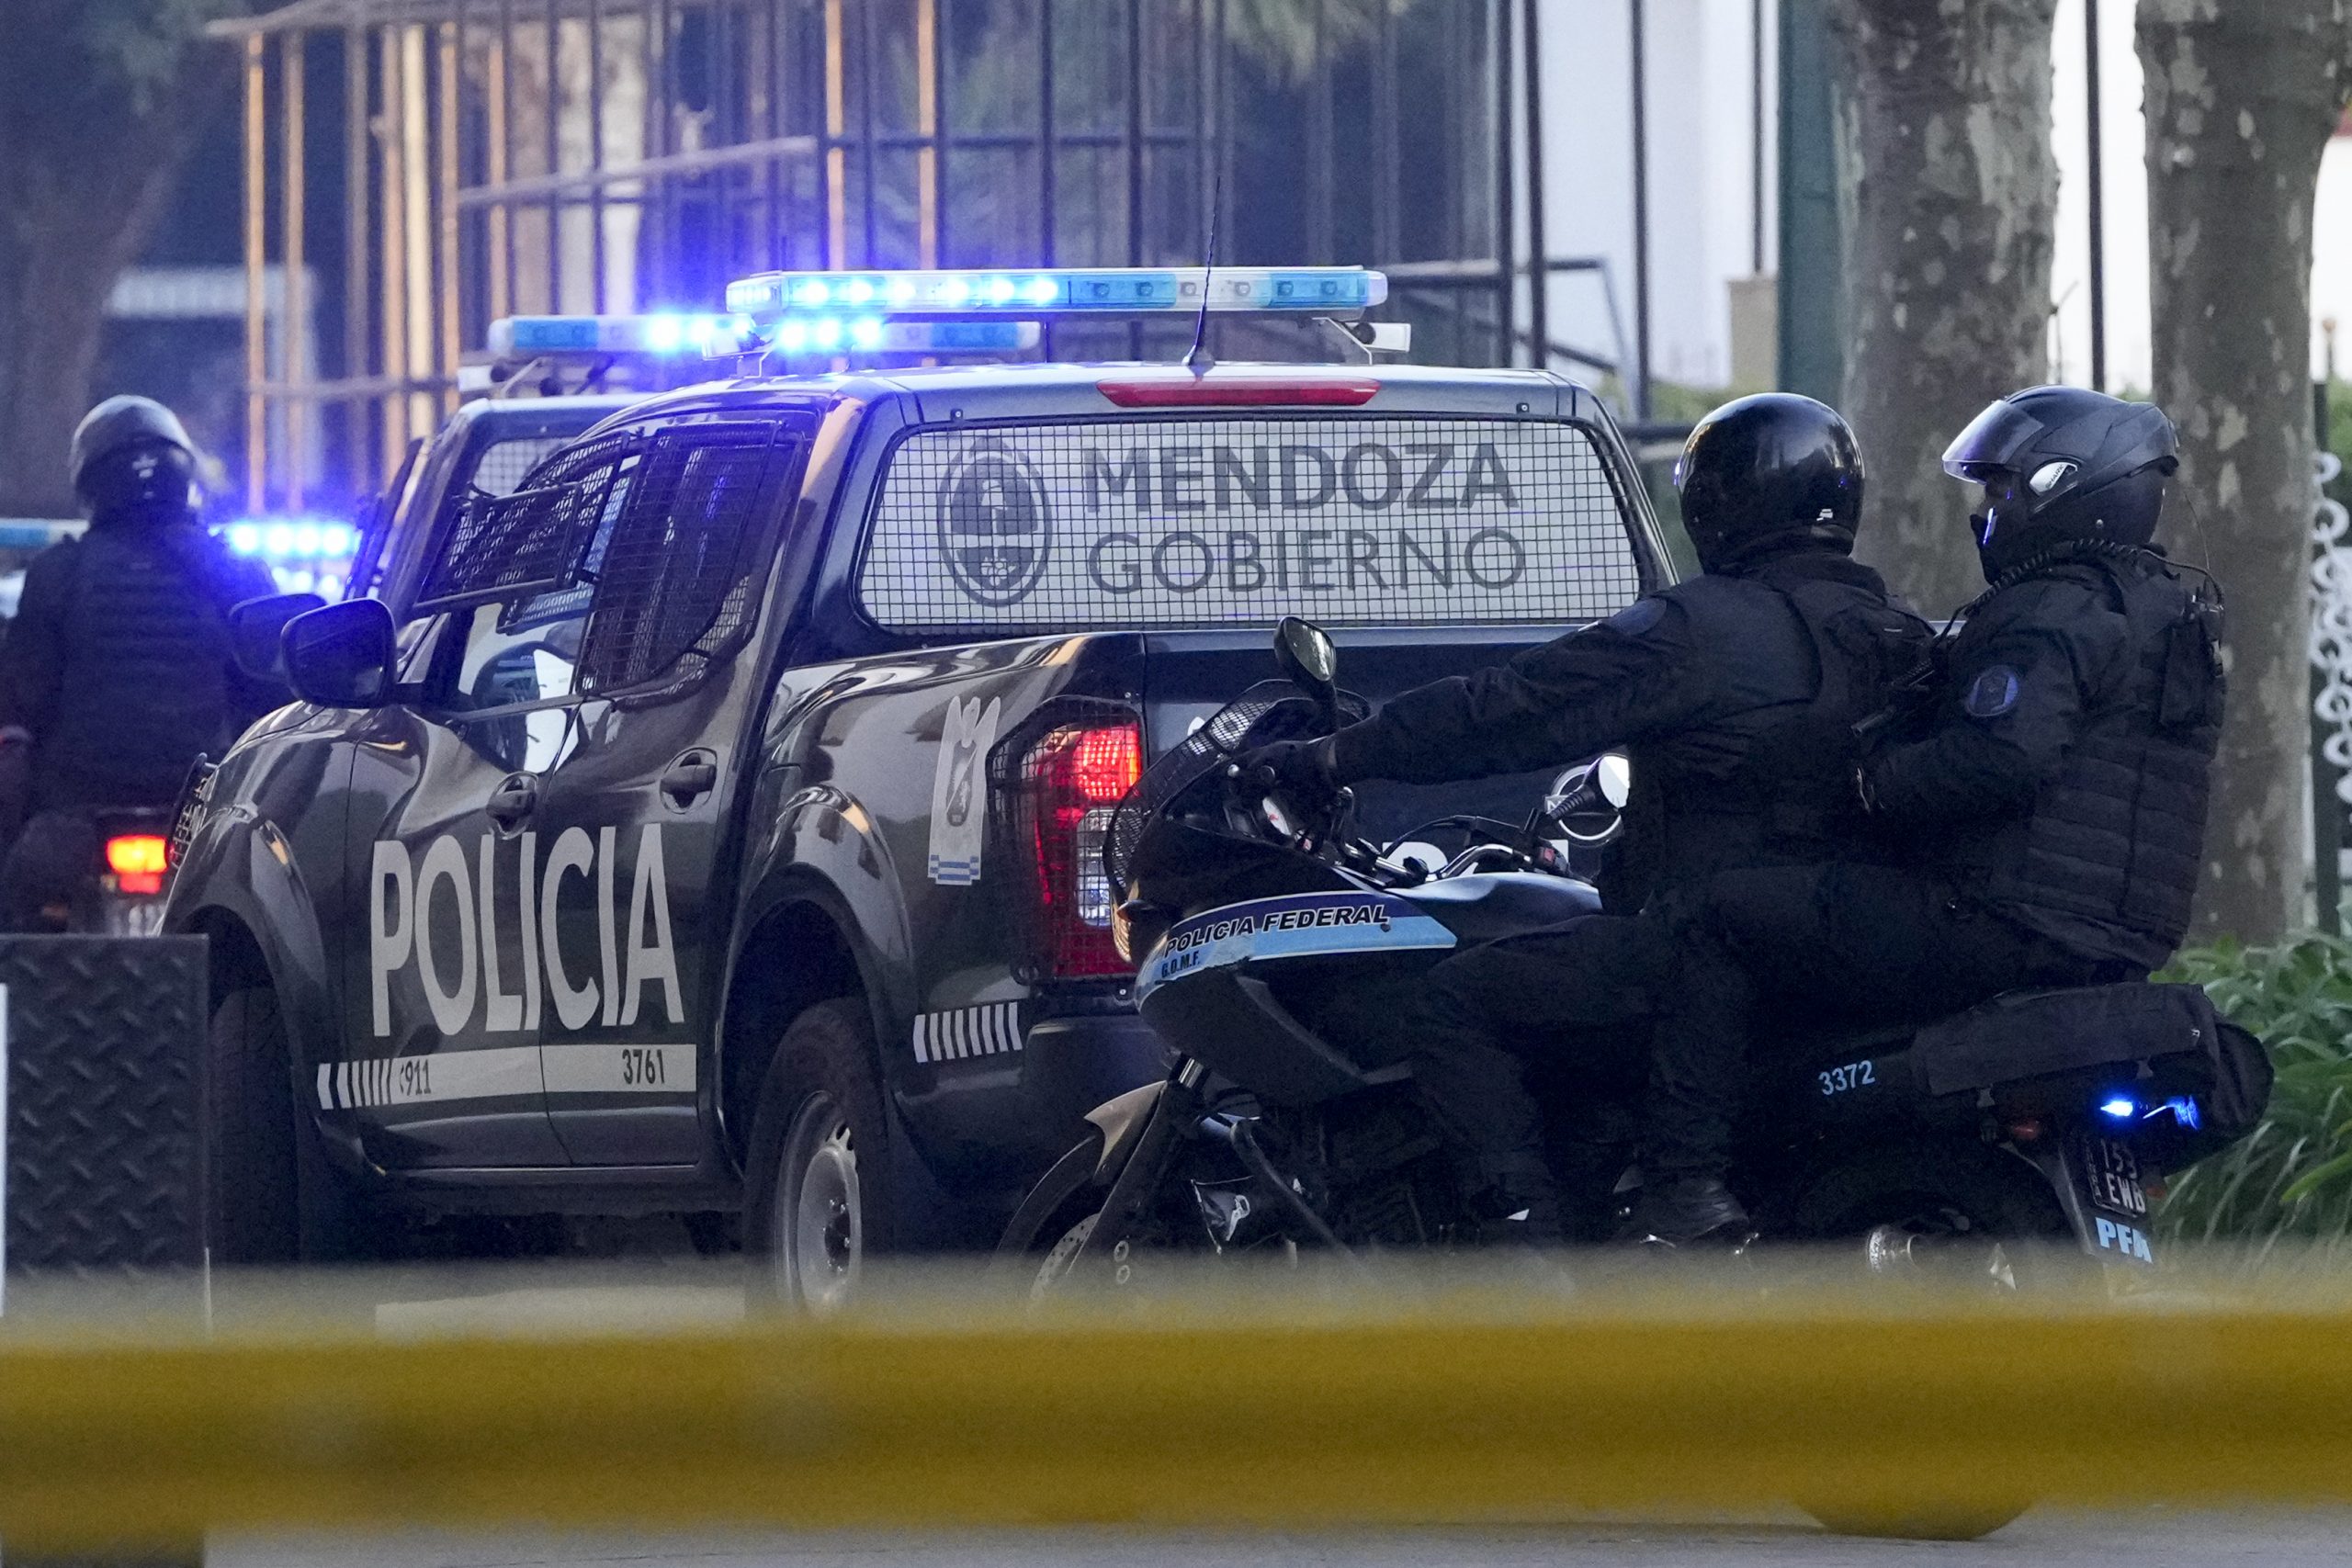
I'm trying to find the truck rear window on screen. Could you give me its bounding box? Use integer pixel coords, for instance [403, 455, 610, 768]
[856, 416, 1643, 632]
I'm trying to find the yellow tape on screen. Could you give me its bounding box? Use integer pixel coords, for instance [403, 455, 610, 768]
[0, 1281, 2342, 1548]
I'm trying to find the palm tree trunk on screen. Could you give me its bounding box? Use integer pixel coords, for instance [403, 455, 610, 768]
[2140, 0, 2352, 942]
[1827, 0, 2060, 618]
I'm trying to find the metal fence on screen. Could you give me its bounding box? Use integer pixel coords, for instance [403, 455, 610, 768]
[213, 0, 1532, 515]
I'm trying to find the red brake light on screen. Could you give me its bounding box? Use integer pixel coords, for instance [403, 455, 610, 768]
[1069, 725, 1142, 804]
[107, 834, 170, 897]
[1023, 717, 1144, 979]
[107, 835, 169, 877]
[1095, 375, 1380, 409]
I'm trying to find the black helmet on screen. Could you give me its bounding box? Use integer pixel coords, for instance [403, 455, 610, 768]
[1673, 393, 1864, 572]
[1941, 386, 2177, 581]
[69, 395, 201, 525]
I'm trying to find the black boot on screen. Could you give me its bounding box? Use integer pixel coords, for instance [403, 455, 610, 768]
[1476, 1150, 1566, 1247]
[1616, 1176, 1752, 1247]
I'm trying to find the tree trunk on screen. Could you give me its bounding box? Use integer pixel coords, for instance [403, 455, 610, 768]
[0, 13, 233, 517]
[2140, 0, 2352, 942]
[1828, 0, 2060, 617]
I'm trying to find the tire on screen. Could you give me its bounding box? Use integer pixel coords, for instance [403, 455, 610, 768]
[1802, 1502, 2028, 1543]
[1781, 1139, 2076, 1291]
[205, 987, 302, 1265]
[745, 998, 895, 1313]
[1787, 1141, 2060, 1540]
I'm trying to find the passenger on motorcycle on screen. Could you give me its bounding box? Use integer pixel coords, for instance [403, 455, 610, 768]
[1246, 393, 1931, 1245]
[1644, 387, 2222, 1239]
[0, 397, 280, 931]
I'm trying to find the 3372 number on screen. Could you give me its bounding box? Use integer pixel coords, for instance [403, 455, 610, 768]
[1818, 1059, 1876, 1097]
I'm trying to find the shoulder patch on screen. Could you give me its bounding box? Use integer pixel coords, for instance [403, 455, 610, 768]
[1603, 597, 1668, 637]
[1962, 664, 2022, 719]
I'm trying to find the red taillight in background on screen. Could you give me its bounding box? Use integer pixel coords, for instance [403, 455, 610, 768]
[1023, 718, 1143, 979]
[107, 834, 170, 897]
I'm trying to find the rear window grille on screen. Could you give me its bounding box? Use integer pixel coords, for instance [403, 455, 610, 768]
[577, 423, 790, 695]
[415, 432, 638, 611]
[858, 416, 1643, 632]
[470, 434, 574, 498]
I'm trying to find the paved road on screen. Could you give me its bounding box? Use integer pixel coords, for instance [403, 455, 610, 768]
[215, 1510, 2352, 1567]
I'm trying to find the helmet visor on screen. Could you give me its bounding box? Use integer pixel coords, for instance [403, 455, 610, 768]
[1940, 400, 2049, 480]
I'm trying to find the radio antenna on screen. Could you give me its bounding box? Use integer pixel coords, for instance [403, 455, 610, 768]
[1183, 160, 1225, 375]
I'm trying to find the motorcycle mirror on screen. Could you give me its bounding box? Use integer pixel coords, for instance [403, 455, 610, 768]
[227, 592, 327, 682]
[1539, 752, 1632, 844]
[1272, 616, 1340, 721]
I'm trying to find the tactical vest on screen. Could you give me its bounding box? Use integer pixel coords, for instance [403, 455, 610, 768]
[1962, 557, 2223, 969]
[36, 525, 257, 809]
[1627, 562, 1932, 899]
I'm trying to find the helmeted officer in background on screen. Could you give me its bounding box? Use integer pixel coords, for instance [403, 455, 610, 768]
[1249, 393, 1932, 1244]
[1645, 387, 2223, 1224]
[0, 396, 281, 929]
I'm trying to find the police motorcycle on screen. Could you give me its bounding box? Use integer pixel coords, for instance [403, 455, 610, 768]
[1000, 618, 2270, 1297]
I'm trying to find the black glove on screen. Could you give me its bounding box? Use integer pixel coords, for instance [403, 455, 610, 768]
[1238, 737, 1340, 805]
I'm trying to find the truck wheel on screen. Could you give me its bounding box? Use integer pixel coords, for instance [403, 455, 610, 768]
[746, 998, 895, 1313]
[206, 987, 301, 1265]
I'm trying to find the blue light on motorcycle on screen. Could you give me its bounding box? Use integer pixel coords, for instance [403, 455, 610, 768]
[2164, 1096, 2201, 1131]
[2098, 1097, 2136, 1119]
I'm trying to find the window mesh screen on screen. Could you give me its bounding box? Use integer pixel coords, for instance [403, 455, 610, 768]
[415, 432, 638, 611]
[577, 423, 786, 695]
[470, 435, 574, 498]
[859, 417, 1641, 632]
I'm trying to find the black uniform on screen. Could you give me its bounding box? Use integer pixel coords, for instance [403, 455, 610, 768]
[1652, 547, 2223, 1182]
[1323, 547, 1929, 1225]
[0, 516, 279, 931]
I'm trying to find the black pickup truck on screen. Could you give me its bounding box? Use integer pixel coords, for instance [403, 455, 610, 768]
[165, 355, 1674, 1304]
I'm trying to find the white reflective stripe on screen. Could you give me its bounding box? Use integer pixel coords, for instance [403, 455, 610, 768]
[316, 1064, 334, 1111]
[329, 1047, 546, 1111]
[540, 1043, 697, 1096]
[910, 1002, 1024, 1062]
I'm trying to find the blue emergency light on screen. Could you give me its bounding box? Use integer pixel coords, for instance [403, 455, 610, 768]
[225, 519, 359, 561]
[725, 265, 1387, 319]
[487, 312, 757, 360]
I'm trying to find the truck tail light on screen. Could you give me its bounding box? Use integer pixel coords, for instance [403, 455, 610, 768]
[106, 834, 170, 897]
[997, 707, 1143, 981]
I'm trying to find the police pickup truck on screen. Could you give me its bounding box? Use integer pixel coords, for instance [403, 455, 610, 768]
[166, 267, 1675, 1304]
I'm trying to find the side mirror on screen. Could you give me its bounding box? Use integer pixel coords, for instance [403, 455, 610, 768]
[283, 599, 397, 709]
[1540, 752, 1633, 843]
[227, 592, 327, 682]
[1272, 615, 1340, 723]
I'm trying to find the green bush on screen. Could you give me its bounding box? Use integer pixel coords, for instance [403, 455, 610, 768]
[2155, 935, 2352, 1258]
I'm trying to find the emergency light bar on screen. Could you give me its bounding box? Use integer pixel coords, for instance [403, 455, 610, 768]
[487, 313, 757, 360]
[225, 519, 359, 560]
[724, 266, 1388, 319]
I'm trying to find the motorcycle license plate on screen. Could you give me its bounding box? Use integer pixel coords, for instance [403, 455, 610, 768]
[2064, 1131, 2156, 1266]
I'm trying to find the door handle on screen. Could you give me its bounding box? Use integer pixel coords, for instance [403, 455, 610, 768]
[661, 750, 719, 810]
[486, 773, 540, 830]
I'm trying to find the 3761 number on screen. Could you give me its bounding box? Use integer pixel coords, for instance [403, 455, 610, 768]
[621, 1046, 667, 1088]
[1818, 1059, 1876, 1097]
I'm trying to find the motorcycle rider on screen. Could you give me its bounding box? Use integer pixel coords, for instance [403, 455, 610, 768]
[1248, 393, 1931, 1244]
[1644, 387, 2222, 1224]
[0, 396, 280, 930]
